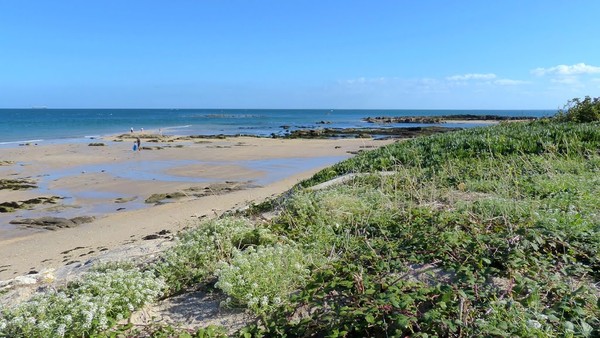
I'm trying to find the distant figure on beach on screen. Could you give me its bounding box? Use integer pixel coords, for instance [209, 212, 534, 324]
[136, 137, 141, 151]
[140, 127, 144, 133]
[130, 127, 134, 133]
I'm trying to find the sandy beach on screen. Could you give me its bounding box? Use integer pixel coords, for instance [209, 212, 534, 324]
[0, 135, 394, 280]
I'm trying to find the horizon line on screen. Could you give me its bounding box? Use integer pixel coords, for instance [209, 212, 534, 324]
[0, 107, 558, 111]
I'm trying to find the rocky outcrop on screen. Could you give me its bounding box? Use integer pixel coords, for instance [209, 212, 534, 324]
[0, 178, 37, 191]
[145, 181, 258, 205]
[364, 116, 443, 124]
[363, 114, 538, 124]
[281, 126, 461, 139]
[0, 196, 61, 213]
[10, 216, 95, 231]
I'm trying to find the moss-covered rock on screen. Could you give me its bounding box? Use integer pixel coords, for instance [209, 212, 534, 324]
[0, 178, 37, 191]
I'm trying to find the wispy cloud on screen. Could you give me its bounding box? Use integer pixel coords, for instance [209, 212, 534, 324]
[342, 77, 390, 85]
[531, 63, 600, 76]
[493, 79, 529, 86]
[444, 73, 527, 86]
[342, 74, 528, 91]
[446, 73, 496, 81]
[550, 77, 580, 85]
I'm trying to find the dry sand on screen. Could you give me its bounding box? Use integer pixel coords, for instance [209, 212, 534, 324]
[0, 136, 394, 281]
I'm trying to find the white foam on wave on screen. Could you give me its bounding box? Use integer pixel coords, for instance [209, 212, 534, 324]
[162, 125, 192, 131]
[0, 139, 43, 145]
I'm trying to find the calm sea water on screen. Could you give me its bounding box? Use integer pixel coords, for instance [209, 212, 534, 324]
[0, 109, 555, 145]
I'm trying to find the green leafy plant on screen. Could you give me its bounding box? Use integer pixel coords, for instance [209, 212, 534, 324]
[0, 267, 164, 338]
[154, 217, 278, 295]
[215, 244, 312, 316]
[556, 96, 600, 122]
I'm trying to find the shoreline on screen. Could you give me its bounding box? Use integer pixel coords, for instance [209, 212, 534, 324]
[0, 135, 396, 280]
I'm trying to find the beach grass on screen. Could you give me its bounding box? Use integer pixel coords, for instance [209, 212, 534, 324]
[1, 119, 599, 337]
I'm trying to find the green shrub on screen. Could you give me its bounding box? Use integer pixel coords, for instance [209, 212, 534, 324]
[154, 217, 278, 295]
[215, 244, 312, 315]
[556, 96, 600, 122]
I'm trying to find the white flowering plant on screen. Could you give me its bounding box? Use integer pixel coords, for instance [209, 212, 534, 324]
[215, 243, 312, 315]
[0, 267, 164, 338]
[155, 217, 278, 295]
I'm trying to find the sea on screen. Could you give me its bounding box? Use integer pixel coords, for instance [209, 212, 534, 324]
[0, 109, 555, 145]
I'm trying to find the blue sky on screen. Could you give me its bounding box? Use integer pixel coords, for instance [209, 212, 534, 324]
[1, 1, 599, 109]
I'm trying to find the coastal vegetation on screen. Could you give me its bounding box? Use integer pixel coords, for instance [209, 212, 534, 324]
[555, 96, 600, 123]
[1, 108, 599, 336]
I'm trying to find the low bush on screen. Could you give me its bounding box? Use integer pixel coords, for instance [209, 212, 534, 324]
[215, 244, 312, 315]
[556, 96, 600, 122]
[0, 267, 164, 337]
[154, 217, 278, 295]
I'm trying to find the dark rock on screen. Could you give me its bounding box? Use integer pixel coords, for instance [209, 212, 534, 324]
[0, 205, 15, 213]
[0, 178, 37, 191]
[115, 196, 137, 203]
[9, 216, 94, 230]
[280, 126, 462, 139]
[363, 114, 537, 124]
[145, 192, 187, 204]
[0, 196, 61, 213]
[71, 216, 95, 225]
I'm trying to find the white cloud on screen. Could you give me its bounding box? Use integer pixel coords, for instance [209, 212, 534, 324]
[343, 77, 390, 85]
[531, 63, 600, 76]
[550, 77, 580, 85]
[446, 73, 497, 81]
[493, 79, 529, 86]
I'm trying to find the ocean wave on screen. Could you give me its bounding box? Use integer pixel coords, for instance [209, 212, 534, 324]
[182, 114, 265, 119]
[162, 125, 192, 131]
[0, 139, 43, 145]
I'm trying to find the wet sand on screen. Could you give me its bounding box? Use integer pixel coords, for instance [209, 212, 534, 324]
[0, 135, 394, 280]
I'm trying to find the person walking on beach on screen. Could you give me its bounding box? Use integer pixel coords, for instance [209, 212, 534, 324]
[136, 137, 141, 151]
